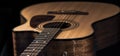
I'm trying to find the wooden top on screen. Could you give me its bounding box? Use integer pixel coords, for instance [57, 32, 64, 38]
[13, 2, 120, 39]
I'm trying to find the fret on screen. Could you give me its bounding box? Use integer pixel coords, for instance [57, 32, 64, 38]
[32, 40, 46, 43]
[22, 45, 45, 53]
[39, 31, 50, 35]
[35, 35, 47, 38]
[35, 36, 47, 39]
[25, 47, 35, 50]
[32, 39, 51, 45]
[20, 53, 28, 56]
[29, 43, 46, 47]
[27, 46, 45, 56]
[35, 37, 48, 41]
[28, 43, 43, 47]
[20, 28, 60, 56]
[24, 50, 34, 52]
[20, 52, 31, 56]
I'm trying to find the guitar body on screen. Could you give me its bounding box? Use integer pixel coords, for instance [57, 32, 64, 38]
[12, 2, 120, 56]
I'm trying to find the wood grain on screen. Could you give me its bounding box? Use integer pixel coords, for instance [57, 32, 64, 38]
[13, 2, 120, 39]
[12, 2, 120, 56]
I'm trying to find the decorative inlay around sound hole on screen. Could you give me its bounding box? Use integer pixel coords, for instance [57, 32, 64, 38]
[38, 20, 79, 31]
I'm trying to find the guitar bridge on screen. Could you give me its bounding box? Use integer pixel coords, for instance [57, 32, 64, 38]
[47, 10, 89, 15]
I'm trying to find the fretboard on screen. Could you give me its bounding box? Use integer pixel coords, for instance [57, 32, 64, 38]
[20, 28, 60, 56]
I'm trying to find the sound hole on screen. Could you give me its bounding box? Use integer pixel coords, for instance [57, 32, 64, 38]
[43, 22, 71, 29]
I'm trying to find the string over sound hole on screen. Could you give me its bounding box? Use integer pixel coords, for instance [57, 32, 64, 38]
[43, 22, 71, 29]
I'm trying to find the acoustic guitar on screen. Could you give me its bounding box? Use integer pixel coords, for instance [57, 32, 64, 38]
[12, 1, 120, 56]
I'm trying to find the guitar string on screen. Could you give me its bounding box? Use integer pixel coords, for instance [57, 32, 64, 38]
[29, 8, 62, 56]
[35, 15, 66, 56]
[34, 17, 76, 56]
[20, 2, 94, 55]
[30, 7, 79, 56]
[21, 6, 79, 56]
[33, 15, 69, 56]
[19, 4, 58, 54]
[33, 14, 66, 54]
[32, 3, 79, 55]
[38, 9, 80, 56]
[32, 4, 90, 56]
[31, 15, 75, 55]
[20, 3, 87, 56]
[25, 12, 67, 56]
[35, 7, 70, 55]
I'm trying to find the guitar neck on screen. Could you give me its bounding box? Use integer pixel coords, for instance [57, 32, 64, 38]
[20, 28, 60, 56]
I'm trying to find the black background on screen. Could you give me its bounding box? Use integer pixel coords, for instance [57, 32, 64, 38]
[0, 0, 120, 56]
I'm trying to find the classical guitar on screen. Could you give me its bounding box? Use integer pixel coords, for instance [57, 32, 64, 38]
[12, 2, 120, 56]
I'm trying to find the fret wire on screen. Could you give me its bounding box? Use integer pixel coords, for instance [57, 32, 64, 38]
[30, 28, 60, 56]
[20, 28, 60, 56]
